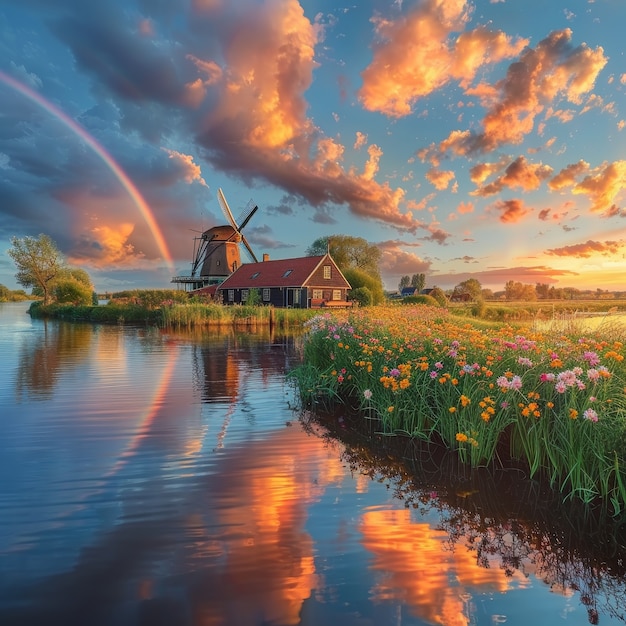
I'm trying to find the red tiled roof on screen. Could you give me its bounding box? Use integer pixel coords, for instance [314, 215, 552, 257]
[217, 254, 349, 289]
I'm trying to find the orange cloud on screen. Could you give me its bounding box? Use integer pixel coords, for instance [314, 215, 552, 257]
[469, 157, 508, 184]
[426, 167, 456, 190]
[358, 0, 526, 117]
[161, 149, 208, 186]
[379, 244, 431, 286]
[457, 201, 474, 214]
[545, 239, 624, 258]
[354, 131, 368, 150]
[491, 198, 532, 223]
[188, 0, 423, 233]
[572, 160, 626, 214]
[548, 160, 590, 190]
[472, 156, 553, 196]
[431, 29, 607, 157]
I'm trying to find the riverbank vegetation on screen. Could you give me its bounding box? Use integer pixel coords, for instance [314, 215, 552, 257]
[28, 289, 320, 329]
[289, 304, 626, 515]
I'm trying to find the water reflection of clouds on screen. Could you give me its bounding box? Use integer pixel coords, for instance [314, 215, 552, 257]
[360, 508, 529, 626]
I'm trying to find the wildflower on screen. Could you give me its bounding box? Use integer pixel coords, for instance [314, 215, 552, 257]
[496, 376, 509, 389]
[540, 372, 555, 382]
[435, 362, 444, 370]
[587, 368, 600, 382]
[460, 394, 471, 407]
[509, 375, 523, 390]
[456, 433, 468, 442]
[387, 406, 394, 413]
[569, 408, 578, 420]
[363, 389, 373, 400]
[517, 357, 533, 367]
[389, 368, 401, 377]
[583, 408, 599, 422]
[449, 407, 456, 413]
[430, 371, 438, 379]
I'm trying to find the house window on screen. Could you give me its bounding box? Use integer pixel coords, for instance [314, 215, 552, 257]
[241, 289, 249, 301]
[282, 269, 293, 277]
[332, 290, 341, 301]
[323, 265, 331, 279]
[263, 288, 270, 301]
[228, 290, 234, 302]
[312, 289, 323, 299]
[251, 272, 260, 279]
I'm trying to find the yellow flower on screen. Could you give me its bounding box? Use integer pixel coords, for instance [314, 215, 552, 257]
[569, 408, 578, 420]
[449, 407, 457, 413]
[456, 433, 468, 442]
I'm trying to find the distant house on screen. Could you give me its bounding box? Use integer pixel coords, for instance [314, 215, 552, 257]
[400, 287, 418, 297]
[216, 253, 352, 308]
[450, 292, 471, 302]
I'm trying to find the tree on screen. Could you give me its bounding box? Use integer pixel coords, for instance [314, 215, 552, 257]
[343, 268, 385, 305]
[8, 234, 64, 304]
[429, 286, 448, 307]
[452, 278, 482, 301]
[505, 281, 537, 301]
[53, 276, 93, 305]
[306, 235, 382, 279]
[411, 273, 426, 292]
[398, 275, 411, 291]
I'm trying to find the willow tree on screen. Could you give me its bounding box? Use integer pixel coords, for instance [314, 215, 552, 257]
[8, 234, 65, 304]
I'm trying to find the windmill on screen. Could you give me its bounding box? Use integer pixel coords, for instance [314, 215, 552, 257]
[189, 188, 259, 284]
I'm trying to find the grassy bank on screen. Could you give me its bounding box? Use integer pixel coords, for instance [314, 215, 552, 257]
[289, 305, 626, 515]
[27, 299, 319, 329]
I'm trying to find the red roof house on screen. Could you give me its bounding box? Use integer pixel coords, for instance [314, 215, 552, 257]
[216, 253, 352, 308]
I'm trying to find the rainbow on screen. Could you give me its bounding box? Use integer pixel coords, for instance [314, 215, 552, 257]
[0, 70, 174, 271]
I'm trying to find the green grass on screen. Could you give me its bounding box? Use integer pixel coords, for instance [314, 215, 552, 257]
[289, 305, 626, 515]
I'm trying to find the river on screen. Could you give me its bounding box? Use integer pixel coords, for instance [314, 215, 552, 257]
[1, 301, 625, 626]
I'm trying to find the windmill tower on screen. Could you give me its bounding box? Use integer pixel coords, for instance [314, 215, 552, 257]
[188, 188, 258, 286]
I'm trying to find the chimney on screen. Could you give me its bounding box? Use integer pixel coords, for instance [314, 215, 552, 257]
[263, 253, 270, 262]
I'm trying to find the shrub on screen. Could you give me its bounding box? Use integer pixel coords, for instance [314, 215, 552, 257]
[403, 294, 440, 307]
[349, 286, 373, 307]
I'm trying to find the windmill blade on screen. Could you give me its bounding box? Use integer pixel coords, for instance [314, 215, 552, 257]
[241, 234, 258, 263]
[238, 205, 258, 232]
[217, 188, 238, 230]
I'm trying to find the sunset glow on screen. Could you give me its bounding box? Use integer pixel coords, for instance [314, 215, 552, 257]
[1, 1, 625, 292]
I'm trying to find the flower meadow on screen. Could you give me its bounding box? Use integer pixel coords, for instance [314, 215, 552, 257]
[291, 305, 626, 514]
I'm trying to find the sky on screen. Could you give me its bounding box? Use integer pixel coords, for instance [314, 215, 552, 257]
[0, 0, 625, 294]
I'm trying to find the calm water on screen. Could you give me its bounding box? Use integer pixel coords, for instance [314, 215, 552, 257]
[1, 301, 626, 626]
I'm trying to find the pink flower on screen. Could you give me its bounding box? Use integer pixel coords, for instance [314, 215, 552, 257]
[583, 351, 600, 366]
[587, 369, 600, 382]
[389, 368, 401, 377]
[435, 362, 444, 370]
[363, 389, 373, 400]
[555, 381, 567, 394]
[583, 408, 598, 422]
